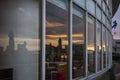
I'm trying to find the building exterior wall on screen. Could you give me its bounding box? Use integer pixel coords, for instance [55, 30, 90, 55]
[0, 0, 113, 80]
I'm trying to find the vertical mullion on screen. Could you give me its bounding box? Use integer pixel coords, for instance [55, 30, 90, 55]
[95, 19, 98, 72]
[101, 25, 103, 70]
[41, 0, 46, 80]
[68, 0, 72, 80]
[95, 1, 98, 72]
[85, 0, 88, 78]
[106, 30, 108, 68]
[85, 12, 88, 78]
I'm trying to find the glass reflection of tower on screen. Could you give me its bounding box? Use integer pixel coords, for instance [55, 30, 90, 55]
[8, 31, 14, 51]
[58, 38, 62, 54]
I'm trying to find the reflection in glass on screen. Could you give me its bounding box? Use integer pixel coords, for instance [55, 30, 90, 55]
[106, 31, 112, 66]
[96, 22, 102, 71]
[97, 0, 102, 6]
[106, 31, 109, 66]
[87, 15, 95, 74]
[102, 26, 106, 68]
[74, 0, 85, 7]
[96, 6, 102, 21]
[102, 1, 106, 12]
[0, 0, 40, 80]
[106, 8, 109, 17]
[102, 13, 105, 24]
[72, 4, 85, 78]
[46, 0, 68, 80]
[87, 0, 95, 15]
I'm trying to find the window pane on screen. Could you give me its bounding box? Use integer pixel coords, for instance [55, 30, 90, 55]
[72, 4, 85, 78]
[106, 31, 109, 67]
[74, 0, 85, 7]
[96, 22, 102, 71]
[96, 6, 102, 21]
[102, 1, 105, 12]
[87, 0, 95, 15]
[46, 0, 68, 80]
[106, 8, 108, 16]
[97, 0, 102, 6]
[87, 15, 95, 74]
[102, 13, 105, 24]
[0, 0, 40, 80]
[102, 26, 106, 68]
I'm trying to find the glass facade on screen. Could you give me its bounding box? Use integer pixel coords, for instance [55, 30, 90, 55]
[0, 0, 40, 80]
[87, 15, 95, 74]
[72, 4, 85, 78]
[87, 0, 95, 15]
[102, 26, 106, 68]
[96, 21, 102, 71]
[0, 0, 113, 80]
[46, 0, 68, 80]
[96, 6, 102, 21]
[102, 13, 106, 24]
[97, 0, 102, 6]
[74, 0, 85, 7]
[102, 1, 106, 12]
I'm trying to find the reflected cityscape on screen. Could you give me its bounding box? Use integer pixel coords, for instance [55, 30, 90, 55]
[0, 31, 39, 80]
[0, 31, 39, 54]
[46, 38, 68, 62]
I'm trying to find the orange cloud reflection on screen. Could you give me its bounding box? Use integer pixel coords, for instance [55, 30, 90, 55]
[46, 34, 83, 38]
[46, 21, 64, 27]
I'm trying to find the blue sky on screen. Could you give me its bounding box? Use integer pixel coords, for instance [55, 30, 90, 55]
[112, 5, 120, 39]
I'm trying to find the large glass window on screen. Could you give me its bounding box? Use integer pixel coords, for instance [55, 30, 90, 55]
[106, 31, 109, 67]
[0, 0, 40, 80]
[102, 26, 106, 68]
[102, 1, 105, 12]
[87, 0, 95, 15]
[106, 8, 109, 17]
[107, 32, 111, 67]
[74, 0, 85, 7]
[72, 4, 85, 78]
[102, 13, 105, 24]
[87, 15, 95, 74]
[96, 21, 102, 71]
[46, 0, 68, 80]
[97, 0, 102, 6]
[96, 6, 102, 21]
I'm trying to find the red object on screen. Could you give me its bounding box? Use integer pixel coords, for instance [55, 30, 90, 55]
[53, 72, 65, 80]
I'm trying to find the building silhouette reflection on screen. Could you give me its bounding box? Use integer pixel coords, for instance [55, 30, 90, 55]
[0, 31, 39, 80]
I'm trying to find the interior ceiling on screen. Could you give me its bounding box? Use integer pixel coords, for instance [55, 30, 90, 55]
[46, 2, 84, 36]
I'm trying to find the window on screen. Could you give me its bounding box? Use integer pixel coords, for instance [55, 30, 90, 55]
[72, 4, 85, 78]
[102, 1, 105, 12]
[96, 6, 102, 21]
[102, 13, 105, 24]
[74, 0, 85, 7]
[97, 0, 102, 6]
[0, 0, 40, 80]
[96, 21, 102, 71]
[102, 26, 106, 68]
[106, 8, 108, 17]
[46, 0, 68, 80]
[87, 0, 95, 15]
[106, 31, 109, 67]
[87, 15, 95, 74]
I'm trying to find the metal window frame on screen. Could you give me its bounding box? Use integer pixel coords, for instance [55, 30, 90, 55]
[68, 0, 73, 80]
[41, 0, 46, 80]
